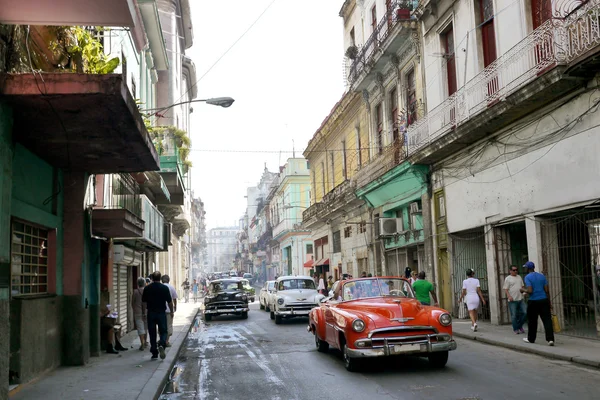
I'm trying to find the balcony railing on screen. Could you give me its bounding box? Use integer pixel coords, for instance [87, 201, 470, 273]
[347, 0, 417, 86]
[407, 0, 600, 154]
[354, 130, 407, 189]
[103, 173, 141, 217]
[139, 195, 166, 249]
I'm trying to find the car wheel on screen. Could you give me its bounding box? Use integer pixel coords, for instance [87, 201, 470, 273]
[204, 314, 212, 322]
[266, 304, 270, 312]
[275, 314, 282, 325]
[315, 330, 329, 353]
[343, 344, 360, 372]
[270, 310, 275, 320]
[241, 311, 248, 319]
[428, 351, 449, 368]
[259, 301, 265, 310]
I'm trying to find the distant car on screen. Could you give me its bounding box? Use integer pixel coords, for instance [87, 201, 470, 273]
[243, 273, 253, 282]
[229, 271, 238, 277]
[308, 277, 456, 371]
[240, 278, 255, 302]
[203, 279, 249, 321]
[270, 276, 323, 325]
[259, 280, 276, 311]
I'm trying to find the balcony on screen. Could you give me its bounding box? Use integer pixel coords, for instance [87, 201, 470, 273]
[1, 74, 160, 173]
[92, 174, 144, 238]
[347, 0, 418, 90]
[354, 133, 407, 190]
[302, 180, 362, 228]
[156, 131, 188, 206]
[384, 229, 424, 249]
[407, 0, 600, 164]
[115, 195, 169, 251]
[173, 210, 191, 238]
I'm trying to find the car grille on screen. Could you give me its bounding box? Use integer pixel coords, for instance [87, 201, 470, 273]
[280, 303, 315, 311]
[368, 326, 439, 346]
[206, 301, 246, 311]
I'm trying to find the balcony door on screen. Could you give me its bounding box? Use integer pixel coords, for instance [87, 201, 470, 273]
[444, 26, 457, 125]
[480, 0, 498, 101]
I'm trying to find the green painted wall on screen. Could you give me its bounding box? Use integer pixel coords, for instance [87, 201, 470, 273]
[11, 144, 64, 295]
[0, 103, 14, 296]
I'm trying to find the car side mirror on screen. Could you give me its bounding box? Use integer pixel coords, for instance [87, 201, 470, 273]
[319, 297, 328, 303]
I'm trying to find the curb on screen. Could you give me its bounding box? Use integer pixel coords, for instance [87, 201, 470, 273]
[137, 308, 200, 400]
[454, 331, 600, 369]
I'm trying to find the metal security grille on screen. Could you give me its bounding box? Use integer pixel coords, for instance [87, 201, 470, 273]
[451, 229, 490, 320]
[11, 220, 49, 295]
[541, 209, 600, 339]
[494, 222, 529, 325]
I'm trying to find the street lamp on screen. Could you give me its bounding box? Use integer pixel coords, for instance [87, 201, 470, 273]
[142, 96, 235, 115]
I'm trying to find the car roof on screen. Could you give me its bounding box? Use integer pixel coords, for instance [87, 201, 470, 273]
[275, 275, 313, 281]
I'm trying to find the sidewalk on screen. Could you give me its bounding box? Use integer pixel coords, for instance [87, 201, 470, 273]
[453, 320, 600, 369]
[10, 302, 200, 400]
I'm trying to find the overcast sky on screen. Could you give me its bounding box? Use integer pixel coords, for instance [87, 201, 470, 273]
[187, 0, 345, 229]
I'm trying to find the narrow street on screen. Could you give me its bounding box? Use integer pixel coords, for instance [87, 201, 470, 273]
[161, 301, 598, 400]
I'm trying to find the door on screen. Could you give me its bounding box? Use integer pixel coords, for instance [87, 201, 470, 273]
[438, 249, 452, 311]
[480, 0, 498, 100]
[444, 27, 457, 124]
[531, 0, 555, 73]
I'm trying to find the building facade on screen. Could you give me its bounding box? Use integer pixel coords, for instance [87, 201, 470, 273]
[404, 0, 600, 338]
[207, 228, 238, 272]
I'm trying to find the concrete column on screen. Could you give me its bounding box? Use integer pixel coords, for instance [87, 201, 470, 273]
[484, 224, 501, 325]
[62, 171, 89, 366]
[421, 192, 435, 283]
[0, 103, 14, 400]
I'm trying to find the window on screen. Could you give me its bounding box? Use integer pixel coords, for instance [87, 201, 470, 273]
[350, 27, 356, 46]
[333, 230, 342, 253]
[344, 226, 352, 238]
[306, 244, 314, 254]
[11, 220, 49, 295]
[356, 127, 362, 167]
[321, 162, 326, 197]
[342, 140, 347, 180]
[406, 69, 417, 125]
[330, 151, 335, 186]
[375, 103, 384, 154]
[359, 221, 367, 233]
[532, 0, 552, 29]
[371, 5, 377, 33]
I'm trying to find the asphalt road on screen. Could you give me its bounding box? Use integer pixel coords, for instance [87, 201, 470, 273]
[160, 300, 598, 400]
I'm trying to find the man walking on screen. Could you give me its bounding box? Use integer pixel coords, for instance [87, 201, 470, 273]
[181, 278, 190, 303]
[142, 271, 173, 360]
[412, 271, 439, 306]
[503, 265, 527, 334]
[161, 274, 178, 347]
[520, 261, 554, 346]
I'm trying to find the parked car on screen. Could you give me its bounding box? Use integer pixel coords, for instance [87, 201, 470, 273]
[242, 272, 253, 282]
[240, 278, 255, 302]
[259, 280, 276, 311]
[203, 279, 249, 321]
[270, 276, 323, 324]
[308, 277, 456, 372]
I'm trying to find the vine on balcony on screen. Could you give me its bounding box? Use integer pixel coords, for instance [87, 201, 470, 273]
[147, 125, 193, 171]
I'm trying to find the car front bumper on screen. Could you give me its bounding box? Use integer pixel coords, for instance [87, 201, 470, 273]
[274, 306, 315, 317]
[347, 334, 457, 358]
[204, 303, 249, 314]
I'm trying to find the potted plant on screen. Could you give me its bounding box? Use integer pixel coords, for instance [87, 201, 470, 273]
[345, 45, 359, 60]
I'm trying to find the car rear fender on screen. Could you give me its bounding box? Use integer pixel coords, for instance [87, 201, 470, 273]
[309, 308, 326, 338]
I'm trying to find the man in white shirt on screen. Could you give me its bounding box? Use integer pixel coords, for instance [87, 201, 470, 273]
[503, 265, 526, 334]
[161, 274, 178, 346]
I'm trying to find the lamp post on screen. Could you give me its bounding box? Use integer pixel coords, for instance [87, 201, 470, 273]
[142, 97, 235, 115]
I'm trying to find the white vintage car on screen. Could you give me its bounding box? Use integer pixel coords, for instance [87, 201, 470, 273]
[270, 275, 324, 325]
[259, 280, 276, 312]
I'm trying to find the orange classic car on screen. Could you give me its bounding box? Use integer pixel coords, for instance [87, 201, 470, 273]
[308, 277, 457, 371]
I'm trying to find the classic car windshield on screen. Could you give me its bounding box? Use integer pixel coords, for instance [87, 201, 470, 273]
[210, 280, 243, 293]
[267, 282, 275, 291]
[241, 279, 250, 286]
[278, 279, 316, 290]
[342, 278, 414, 301]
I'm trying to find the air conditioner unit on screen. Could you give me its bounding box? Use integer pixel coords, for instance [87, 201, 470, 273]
[378, 218, 402, 236]
[410, 202, 422, 214]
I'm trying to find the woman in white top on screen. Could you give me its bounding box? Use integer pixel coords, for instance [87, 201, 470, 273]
[459, 269, 486, 331]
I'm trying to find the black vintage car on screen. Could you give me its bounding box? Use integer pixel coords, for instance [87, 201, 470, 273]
[203, 279, 250, 321]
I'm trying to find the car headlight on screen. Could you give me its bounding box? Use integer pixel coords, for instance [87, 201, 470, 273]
[439, 313, 452, 326]
[277, 298, 284, 305]
[352, 319, 366, 333]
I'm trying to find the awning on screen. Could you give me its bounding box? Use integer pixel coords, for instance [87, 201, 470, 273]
[314, 258, 330, 267]
[303, 259, 314, 268]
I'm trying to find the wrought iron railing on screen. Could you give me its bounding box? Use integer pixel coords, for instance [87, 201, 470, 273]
[347, 0, 417, 85]
[104, 173, 141, 217]
[407, 0, 600, 154]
